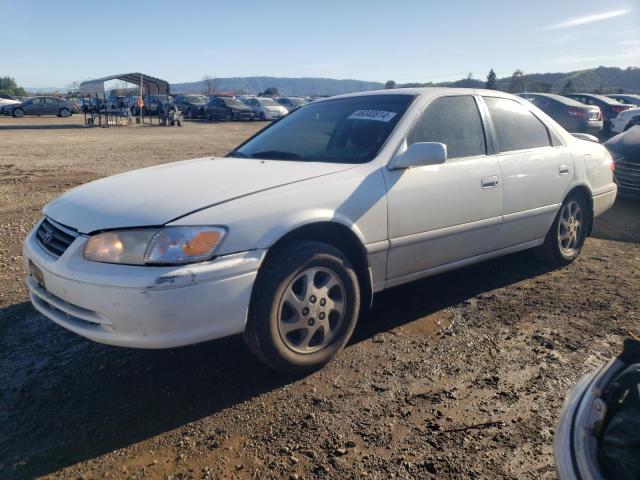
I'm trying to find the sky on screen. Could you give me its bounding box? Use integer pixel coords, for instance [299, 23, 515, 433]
[1, 0, 638, 89]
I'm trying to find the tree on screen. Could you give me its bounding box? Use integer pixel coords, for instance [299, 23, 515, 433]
[202, 75, 220, 96]
[384, 80, 396, 89]
[508, 69, 525, 93]
[0, 76, 27, 96]
[560, 80, 574, 95]
[259, 87, 279, 97]
[485, 69, 497, 90]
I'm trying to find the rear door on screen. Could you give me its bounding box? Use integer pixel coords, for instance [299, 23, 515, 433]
[481, 96, 573, 249]
[384, 94, 503, 280]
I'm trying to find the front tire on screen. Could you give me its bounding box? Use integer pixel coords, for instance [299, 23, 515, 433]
[244, 241, 360, 375]
[59, 108, 71, 117]
[537, 193, 589, 265]
[12, 108, 24, 118]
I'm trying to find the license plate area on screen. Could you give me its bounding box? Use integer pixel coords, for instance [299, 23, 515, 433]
[29, 260, 46, 290]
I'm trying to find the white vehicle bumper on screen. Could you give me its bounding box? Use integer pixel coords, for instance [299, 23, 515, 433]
[22, 222, 265, 349]
[592, 187, 617, 218]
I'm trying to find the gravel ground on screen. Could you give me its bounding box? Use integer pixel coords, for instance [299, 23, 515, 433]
[0, 116, 638, 480]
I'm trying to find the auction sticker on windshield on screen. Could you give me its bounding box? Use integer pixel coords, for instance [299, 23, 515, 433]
[348, 110, 397, 122]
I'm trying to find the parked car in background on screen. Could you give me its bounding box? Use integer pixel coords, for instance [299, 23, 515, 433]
[243, 96, 288, 120]
[0, 93, 21, 109]
[23, 88, 616, 374]
[605, 125, 640, 197]
[610, 107, 640, 134]
[173, 95, 208, 119]
[518, 93, 603, 134]
[2, 96, 73, 117]
[565, 93, 632, 133]
[276, 96, 309, 112]
[205, 96, 254, 121]
[554, 338, 640, 480]
[135, 95, 173, 116]
[606, 93, 640, 107]
[68, 98, 81, 113]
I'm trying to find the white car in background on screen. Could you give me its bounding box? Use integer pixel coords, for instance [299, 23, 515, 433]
[243, 96, 288, 120]
[23, 88, 617, 374]
[610, 107, 640, 134]
[0, 94, 21, 109]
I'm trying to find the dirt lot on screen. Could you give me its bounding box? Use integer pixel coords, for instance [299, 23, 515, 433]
[0, 115, 639, 480]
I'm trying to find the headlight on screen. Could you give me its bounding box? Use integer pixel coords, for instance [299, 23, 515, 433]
[83, 226, 226, 265]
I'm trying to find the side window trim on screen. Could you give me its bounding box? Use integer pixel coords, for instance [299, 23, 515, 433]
[399, 94, 490, 161]
[479, 95, 559, 153]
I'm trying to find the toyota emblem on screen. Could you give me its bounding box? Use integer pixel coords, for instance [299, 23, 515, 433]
[43, 230, 54, 244]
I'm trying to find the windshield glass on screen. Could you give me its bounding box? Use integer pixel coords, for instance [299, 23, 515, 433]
[232, 94, 414, 164]
[187, 95, 207, 103]
[222, 98, 244, 106]
[257, 98, 279, 106]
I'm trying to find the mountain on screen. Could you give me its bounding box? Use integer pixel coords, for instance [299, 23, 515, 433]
[171, 76, 384, 96]
[433, 66, 640, 94]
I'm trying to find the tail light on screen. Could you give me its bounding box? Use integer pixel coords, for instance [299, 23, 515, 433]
[568, 109, 588, 120]
[611, 106, 630, 113]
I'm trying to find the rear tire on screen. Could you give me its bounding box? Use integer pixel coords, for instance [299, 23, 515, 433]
[536, 192, 589, 265]
[244, 241, 360, 375]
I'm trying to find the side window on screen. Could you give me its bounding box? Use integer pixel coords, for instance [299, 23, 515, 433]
[484, 97, 551, 152]
[407, 96, 486, 159]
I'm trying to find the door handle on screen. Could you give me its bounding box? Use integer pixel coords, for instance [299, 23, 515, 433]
[558, 164, 570, 175]
[481, 175, 499, 189]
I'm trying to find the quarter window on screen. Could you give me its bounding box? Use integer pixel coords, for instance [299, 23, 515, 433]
[484, 97, 551, 152]
[407, 96, 486, 159]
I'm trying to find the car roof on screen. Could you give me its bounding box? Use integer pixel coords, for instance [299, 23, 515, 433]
[570, 93, 623, 104]
[518, 92, 589, 107]
[316, 87, 521, 104]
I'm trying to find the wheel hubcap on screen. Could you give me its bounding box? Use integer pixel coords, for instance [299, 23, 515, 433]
[558, 200, 583, 254]
[277, 267, 346, 354]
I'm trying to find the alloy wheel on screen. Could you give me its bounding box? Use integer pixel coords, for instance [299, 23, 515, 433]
[558, 200, 583, 255]
[277, 267, 346, 354]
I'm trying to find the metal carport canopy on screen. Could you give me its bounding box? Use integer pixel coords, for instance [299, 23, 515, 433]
[79, 73, 170, 95]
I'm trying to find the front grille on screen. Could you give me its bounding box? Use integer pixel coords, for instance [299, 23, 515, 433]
[35, 218, 78, 257]
[615, 158, 640, 193]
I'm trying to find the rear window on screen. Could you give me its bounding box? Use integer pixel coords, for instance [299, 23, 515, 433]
[484, 97, 551, 152]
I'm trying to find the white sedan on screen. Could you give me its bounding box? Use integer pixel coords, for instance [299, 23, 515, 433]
[610, 107, 640, 134]
[23, 88, 617, 374]
[243, 96, 288, 120]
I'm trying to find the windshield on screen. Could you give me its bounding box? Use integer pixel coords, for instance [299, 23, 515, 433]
[187, 95, 207, 103]
[223, 98, 244, 106]
[257, 98, 279, 106]
[232, 94, 414, 164]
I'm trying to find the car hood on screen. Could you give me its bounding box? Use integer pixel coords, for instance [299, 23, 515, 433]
[231, 105, 252, 112]
[44, 157, 353, 234]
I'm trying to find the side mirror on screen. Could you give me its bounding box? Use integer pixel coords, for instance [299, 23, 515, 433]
[388, 142, 447, 170]
[571, 133, 600, 143]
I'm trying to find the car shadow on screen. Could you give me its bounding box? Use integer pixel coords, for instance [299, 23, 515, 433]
[591, 197, 640, 244]
[0, 249, 555, 479]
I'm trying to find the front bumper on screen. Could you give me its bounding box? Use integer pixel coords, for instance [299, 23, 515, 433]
[23, 221, 265, 348]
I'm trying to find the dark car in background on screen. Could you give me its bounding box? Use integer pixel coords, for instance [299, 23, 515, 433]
[205, 96, 254, 121]
[132, 95, 173, 116]
[1, 96, 73, 118]
[565, 93, 632, 133]
[606, 94, 640, 107]
[172, 95, 208, 119]
[518, 93, 603, 134]
[605, 125, 640, 197]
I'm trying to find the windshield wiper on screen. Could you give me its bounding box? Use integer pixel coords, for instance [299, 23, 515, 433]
[227, 150, 249, 158]
[250, 150, 302, 160]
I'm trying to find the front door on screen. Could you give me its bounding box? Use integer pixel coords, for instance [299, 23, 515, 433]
[384, 95, 503, 281]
